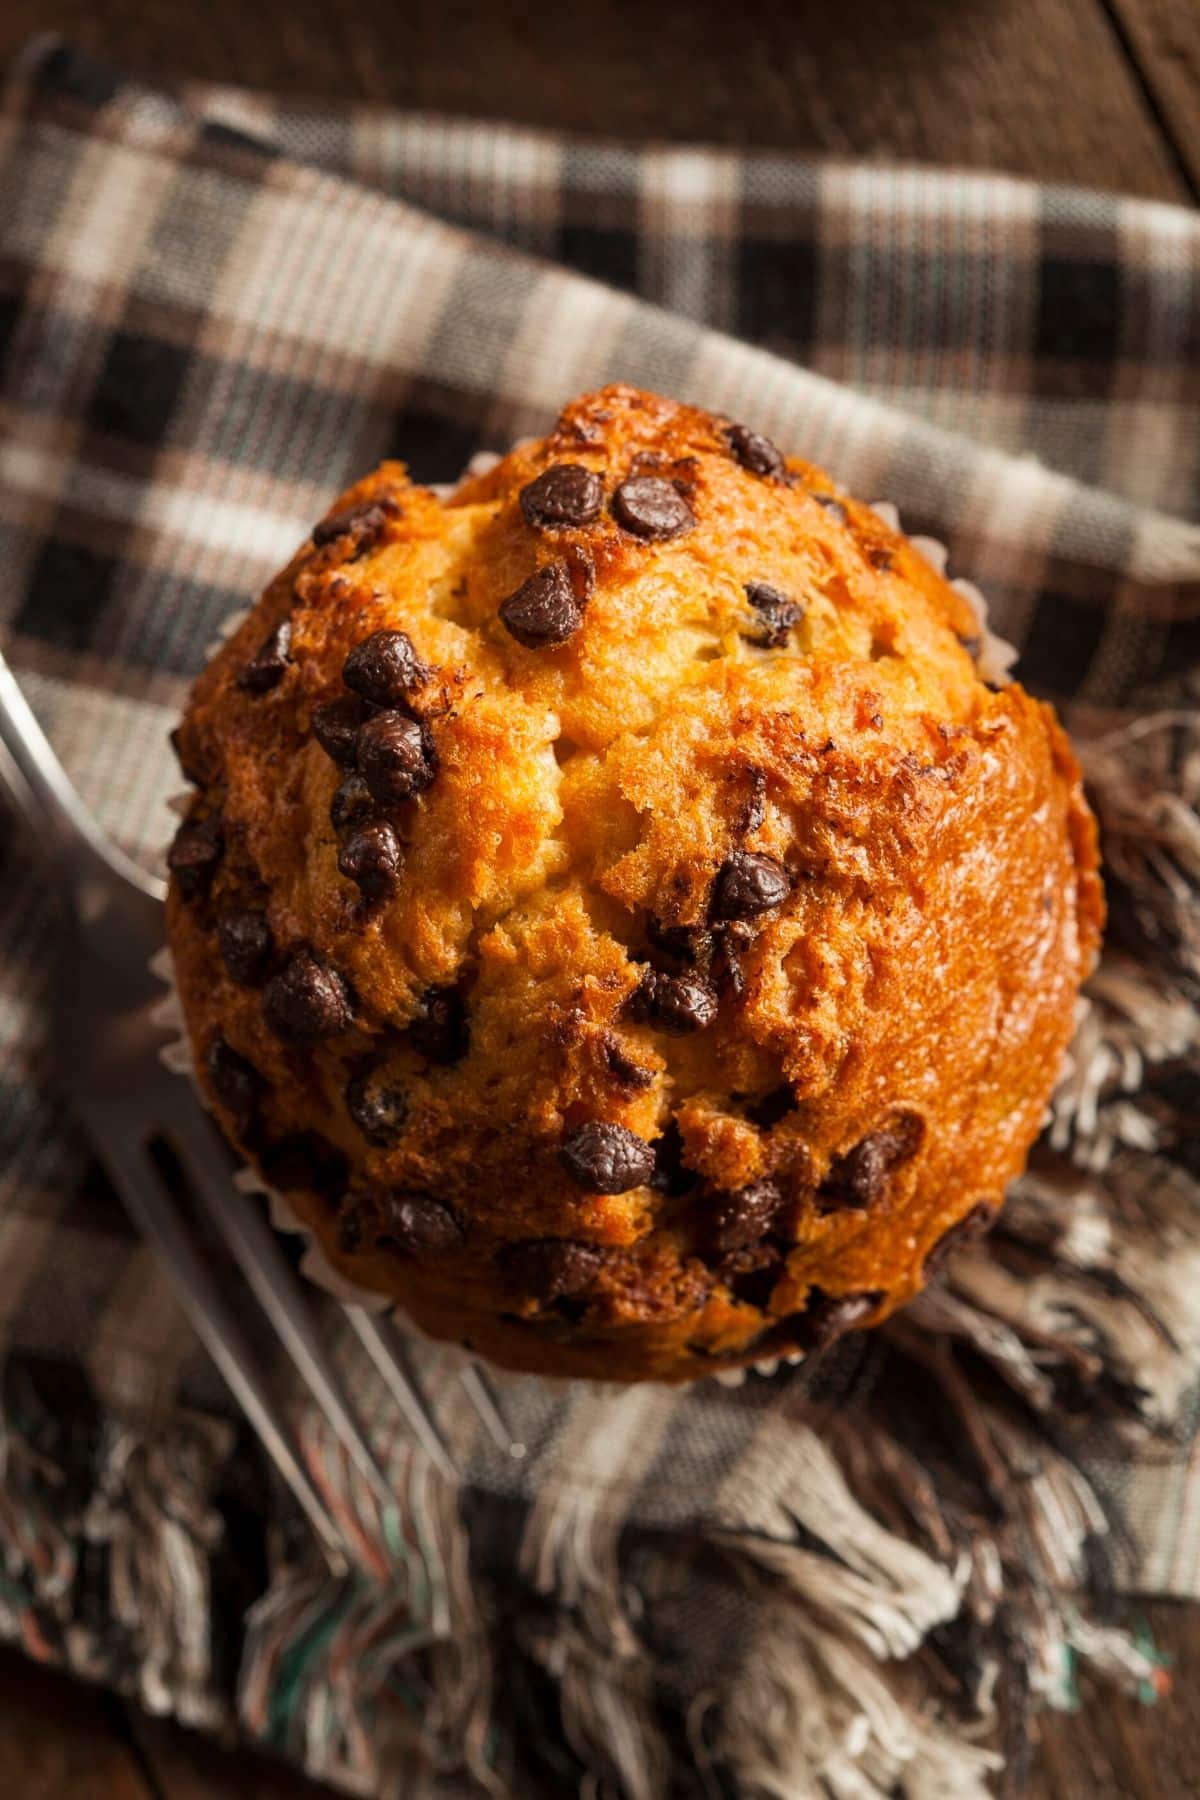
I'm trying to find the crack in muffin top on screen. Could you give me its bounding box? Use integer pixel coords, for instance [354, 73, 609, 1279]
[166, 383, 1102, 1382]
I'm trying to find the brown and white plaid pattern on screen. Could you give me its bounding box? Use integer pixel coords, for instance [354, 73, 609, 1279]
[0, 37, 1198, 1790]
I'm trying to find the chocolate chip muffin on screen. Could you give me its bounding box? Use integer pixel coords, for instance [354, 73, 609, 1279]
[166, 384, 1103, 1382]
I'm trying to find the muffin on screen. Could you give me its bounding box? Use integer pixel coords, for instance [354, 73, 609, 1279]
[166, 383, 1102, 1383]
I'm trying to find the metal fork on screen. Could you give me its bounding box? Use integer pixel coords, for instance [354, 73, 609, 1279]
[0, 649, 522, 1575]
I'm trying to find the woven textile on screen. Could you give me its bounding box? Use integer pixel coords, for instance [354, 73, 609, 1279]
[0, 38, 1198, 1797]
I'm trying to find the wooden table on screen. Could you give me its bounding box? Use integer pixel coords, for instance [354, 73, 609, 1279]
[1, 2, 1197, 1793]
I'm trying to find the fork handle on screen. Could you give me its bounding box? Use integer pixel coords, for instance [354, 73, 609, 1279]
[90, 1117, 350, 1576]
[0, 647, 163, 900]
[173, 1109, 414, 1499]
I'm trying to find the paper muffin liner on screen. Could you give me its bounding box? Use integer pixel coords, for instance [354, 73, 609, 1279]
[150, 942, 802, 1392]
[156, 501, 1018, 1392]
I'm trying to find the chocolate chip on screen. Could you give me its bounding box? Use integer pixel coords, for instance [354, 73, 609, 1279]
[625, 967, 658, 1018]
[167, 815, 223, 903]
[712, 921, 755, 998]
[501, 1237, 604, 1302]
[260, 1132, 348, 1197]
[263, 950, 352, 1044]
[706, 1178, 783, 1254]
[742, 582, 802, 648]
[519, 463, 604, 530]
[548, 1298, 593, 1332]
[612, 475, 696, 541]
[922, 1201, 997, 1280]
[651, 1119, 700, 1197]
[725, 423, 784, 479]
[169, 726, 206, 786]
[377, 1193, 462, 1255]
[356, 711, 436, 806]
[725, 1246, 785, 1310]
[499, 562, 582, 648]
[767, 1289, 881, 1355]
[237, 621, 292, 695]
[710, 851, 790, 922]
[346, 1071, 408, 1146]
[216, 909, 273, 986]
[330, 772, 376, 834]
[600, 1033, 655, 1092]
[312, 498, 396, 556]
[312, 695, 368, 767]
[628, 967, 718, 1034]
[646, 920, 715, 970]
[205, 1035, 264, 1136]
[408, 985, 468, 1064]
[343, 629, 429, 707]
[813, 494, 847, 523]
[745, 1084, 795, 1128]
[338, 820, 402, 901]
[561, 1121, 655, 1193]
[818, 1113, 925, 1211]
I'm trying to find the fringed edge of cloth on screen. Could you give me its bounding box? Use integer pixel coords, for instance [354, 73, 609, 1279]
[0, 687, 1193, 1798]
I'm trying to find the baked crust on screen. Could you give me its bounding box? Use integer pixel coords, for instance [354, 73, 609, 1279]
[166, 384, 1103, 1382]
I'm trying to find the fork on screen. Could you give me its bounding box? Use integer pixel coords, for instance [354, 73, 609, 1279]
[0, 648, 522, 1576]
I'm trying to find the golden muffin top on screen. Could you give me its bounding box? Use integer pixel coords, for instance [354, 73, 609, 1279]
[167, 383, 1102, 1381]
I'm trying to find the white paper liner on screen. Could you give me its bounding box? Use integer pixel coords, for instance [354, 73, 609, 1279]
[153, 938, 801, 1391]
[157, 496, 1018, 1391]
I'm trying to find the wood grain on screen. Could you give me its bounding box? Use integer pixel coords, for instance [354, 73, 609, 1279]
[1108, 0, 1200, 198]
[128, 1712, 337, 1800]
[0, 1600, 1195, 1799]
[0, 1650, 339, 1799]
[0, 0, 1189, 200]
[0, 1651, 152, 1800]
[1032, 1601, 1197, 1799]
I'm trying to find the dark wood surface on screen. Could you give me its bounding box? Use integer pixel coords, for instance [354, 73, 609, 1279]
[0, 1599, 1195, 1799]
[1, 2, 1197, 1794]
[0, 0, 1197, 202]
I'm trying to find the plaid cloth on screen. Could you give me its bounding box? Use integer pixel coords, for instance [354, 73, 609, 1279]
[1, 37, 1199, 1796]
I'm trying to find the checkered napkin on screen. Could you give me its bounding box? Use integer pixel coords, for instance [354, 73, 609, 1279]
[1, 37, 1199, 1799]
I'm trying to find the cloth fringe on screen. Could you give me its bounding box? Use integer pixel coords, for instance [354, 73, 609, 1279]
[231, 677, 1195, 1797]
[0, 687, 1194, 1796]
[0, 1393, 232, 1730]
[238, 1422, 506, 1798]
